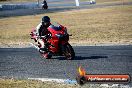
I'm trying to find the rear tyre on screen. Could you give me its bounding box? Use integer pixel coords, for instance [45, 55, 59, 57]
[63, 43, 75, 60]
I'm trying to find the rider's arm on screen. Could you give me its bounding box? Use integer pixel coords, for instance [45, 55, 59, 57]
[36, 23, 42, 36]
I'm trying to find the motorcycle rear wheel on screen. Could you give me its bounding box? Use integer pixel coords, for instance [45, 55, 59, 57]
[63, 43, 75, 60]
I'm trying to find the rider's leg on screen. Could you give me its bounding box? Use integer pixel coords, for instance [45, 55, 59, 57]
[38, 39, 47, 53]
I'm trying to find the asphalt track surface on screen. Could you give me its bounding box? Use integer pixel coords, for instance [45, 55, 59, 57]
[0, 45, 132, 82]
[0, 1, 132, 86]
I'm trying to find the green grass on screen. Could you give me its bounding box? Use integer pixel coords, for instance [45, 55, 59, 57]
[0, 5, 132, 45]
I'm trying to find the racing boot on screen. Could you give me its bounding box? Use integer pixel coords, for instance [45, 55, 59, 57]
[39, 46, 47, 54]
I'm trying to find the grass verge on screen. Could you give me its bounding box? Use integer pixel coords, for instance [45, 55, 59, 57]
[0, 5, 132, 46]
[0, 78, 79, 88]
[0, 78, 111, 88]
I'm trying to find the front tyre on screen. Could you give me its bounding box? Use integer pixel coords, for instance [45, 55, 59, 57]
[63, 43, 75, 60]
[41, 52, 52, 59]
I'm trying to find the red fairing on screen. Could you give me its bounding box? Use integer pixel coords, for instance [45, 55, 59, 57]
[47, 25, 68, 53]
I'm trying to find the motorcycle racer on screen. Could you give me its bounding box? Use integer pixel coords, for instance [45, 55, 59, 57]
[35, 16, 51, 52]
[42, 0, 48, 9]
[31, 17, 75, 59]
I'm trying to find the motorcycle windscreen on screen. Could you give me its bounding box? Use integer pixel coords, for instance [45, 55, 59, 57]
[48, 24, 62, 31]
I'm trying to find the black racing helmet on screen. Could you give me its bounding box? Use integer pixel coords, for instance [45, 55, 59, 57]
[42, 16, 50, 23]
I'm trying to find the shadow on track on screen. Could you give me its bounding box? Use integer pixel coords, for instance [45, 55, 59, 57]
[58, 56, 108, 60]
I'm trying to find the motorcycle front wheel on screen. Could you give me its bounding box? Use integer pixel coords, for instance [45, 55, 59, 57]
[41, 52, 52, 59]
[62, 43, 75, 60]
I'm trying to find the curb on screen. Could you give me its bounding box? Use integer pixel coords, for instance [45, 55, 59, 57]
[28, 78, 77, 84]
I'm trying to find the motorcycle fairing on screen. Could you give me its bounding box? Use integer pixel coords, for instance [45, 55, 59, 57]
[47, 24, 67, 53]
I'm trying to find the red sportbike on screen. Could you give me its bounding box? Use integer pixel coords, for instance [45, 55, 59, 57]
[30, 23, 75, 60]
